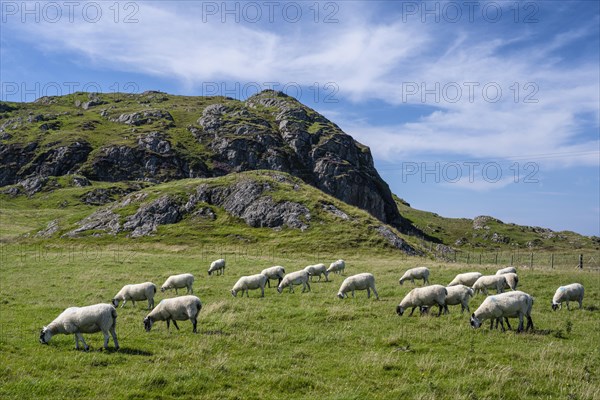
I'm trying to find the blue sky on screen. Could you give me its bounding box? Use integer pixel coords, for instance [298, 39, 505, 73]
[1, 1, 599, 235]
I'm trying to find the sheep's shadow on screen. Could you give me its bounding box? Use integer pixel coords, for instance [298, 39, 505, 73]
[113, 347, 153, 356]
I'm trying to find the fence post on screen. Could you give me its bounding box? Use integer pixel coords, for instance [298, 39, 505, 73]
[467, 253, 470, 265]
[551, 253, 554, 269]
[579, 254, 583, 270]
[495, 252, 498, 264]
[530, 252, 534, 269]
[510, 254, 513, 266]
[479, 253, 482, 265]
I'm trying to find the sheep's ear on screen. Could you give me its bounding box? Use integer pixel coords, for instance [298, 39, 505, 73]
[471, 313, 475, 318]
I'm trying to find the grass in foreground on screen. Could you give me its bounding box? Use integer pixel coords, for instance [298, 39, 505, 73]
[0, 243, 599, 399]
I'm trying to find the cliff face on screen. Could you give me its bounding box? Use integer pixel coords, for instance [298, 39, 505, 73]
[0, 90, 409, 231]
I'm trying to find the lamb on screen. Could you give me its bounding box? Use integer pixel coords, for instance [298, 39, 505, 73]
[448, 272, 482, 287]
[277, 270, 311, 294]
[304, 264, 329, 282]
[496, 266, 517, 275]
[208, 259, 226, 276]
[470, 291, 534, 333]
[399, 267, 430, 285]
[161, 273, 194, 294]
[502, 273, 519, 291]
[39, 303, 119, 351]
[231, 274, 268, 297]
[472, 275, 507, 295]
[396, 285, 447, 316]
[552, 283, 584, 311]
[444, 285, 475, 313]
[337, 273, 379, 300]
[261, 266, 286, 288]
[111, 282, 157, 310]
[327, 259, 345, 275]
[143, 295, 202, 333]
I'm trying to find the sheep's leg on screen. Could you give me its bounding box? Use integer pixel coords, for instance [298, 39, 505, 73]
[103, 330, 110, 349]
[526, 315, 534, 331]
[266, 279, 271, 289]
[372, 286, 379, 300]
[191, 318, 197, 333]
[121, 299, 127, 308]
[289, 284, 294, 293]
[261, 286, 265, 297]
[175, 288, 179, 295]
[351, 289, 355, 298]
[499, 319, 506, 332]
[437, 304, 443, 317]
[76, 333, 89, 351]
[578, 299, 583, 309]
[74, 334, 80, 350]
[189, 286, 194, 294]
[409, 307, 416, 316]
[516, 314, 524, 333]
[110, 326, 119, 349]
[172, 320, 180, 330]
[489, 319, 494, 330]
[504, 318, 512, 331]
[566, 301, 571, 311]
[131, 300, 135, 307]
[306, 281, 311, 292]
[167, 319, 171, 331]
[367, 288, 371, 299]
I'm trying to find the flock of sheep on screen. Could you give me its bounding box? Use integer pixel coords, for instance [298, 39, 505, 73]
[39, 259, 585, 351]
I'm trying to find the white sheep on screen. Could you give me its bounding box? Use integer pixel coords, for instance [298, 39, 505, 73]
[261, 266, 286, 288]
[277, 270, 311, 294]
[337, 273, 379, 300]
[208, 259, 226, 276]
[552, 283, 584, 311]
[396, 285, 447, 316]
[470, 291, 534, 333]
[472, 275, 507, 295]
[444, 285, 475, 313]
[161, 273, 194, 294]
[304, 264, 329, 282]
[448, 272, 482, 287]
[231, 274, 268, 297]
[327, 259, 346, 275]
[143, 295, 202, 333]
[399, 267, 430, 285]
[496, 266, 517, 275]
[111, 282, 157, 310]
[39, 303, 119, 351]
[502, 273, 519, 291]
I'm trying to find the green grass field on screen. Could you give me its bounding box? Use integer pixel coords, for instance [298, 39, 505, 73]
[1, 243, 598, 399]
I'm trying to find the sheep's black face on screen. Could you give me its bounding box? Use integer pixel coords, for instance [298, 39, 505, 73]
[551, 303, 559, 311]
[39, 328, 50, 344]
[143, 318, 153, 332]
[470, 314, 481, 329]
[337, 293, 344, 299]
[277, 287, 283, 294]
[231, 290, 237, 297]
[111, 299, 119, 308]
[396, 306, 404, 316]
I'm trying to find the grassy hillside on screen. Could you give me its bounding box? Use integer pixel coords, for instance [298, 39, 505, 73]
[395, 195, 599, 252]
[0, 243, 598, 399]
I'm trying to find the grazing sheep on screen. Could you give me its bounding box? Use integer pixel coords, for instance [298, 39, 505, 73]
[143, 295, 202, 333]
[444, 285, 475, 313]
[470, 291, 534, 333]
[496, 266, 517, 275]
[261, 266, 286, 288]
[112, 282, 157, 310]
[472, 275, 507, 295]
[502, 273, 519, 291]
[208, 259, 226, 276]
[399, 267, 430, 286]
[448, 272, 482, 287]
[231, 274, 268, 297]
[552, 283, 584, 311]
[396, 285, 447, 317]
[304, 264, 329, 282]
[337, 273, 379, 300]
[161, 273, 194, 294]
[327, 260, 346, 275]
[39, 303, 119, 351]
[277, 270, 311, 294]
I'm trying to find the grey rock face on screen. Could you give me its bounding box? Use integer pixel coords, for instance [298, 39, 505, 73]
[20, 141, 93, 179]
[375, 225, 417, 254]
[66, 208, 121, 237]
[36, 220, 60, 237]
[115, 109, 174, 126]
[123, 195, 182, 237]
[18, 175, 48, 196]
[322, 204, 350, 220]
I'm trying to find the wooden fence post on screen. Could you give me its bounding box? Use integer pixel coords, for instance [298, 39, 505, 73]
[579, 254, 583, 270]
[529, 252, 534, 269]
[551, 253, 554, 269]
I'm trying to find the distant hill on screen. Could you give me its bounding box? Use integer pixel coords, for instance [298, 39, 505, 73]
[0, 90, 596, 254]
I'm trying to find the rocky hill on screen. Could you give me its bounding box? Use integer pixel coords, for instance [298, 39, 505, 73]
[0, 90, 412, 233]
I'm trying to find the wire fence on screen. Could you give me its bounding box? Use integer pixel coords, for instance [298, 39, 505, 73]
[430, 246, 599, 271]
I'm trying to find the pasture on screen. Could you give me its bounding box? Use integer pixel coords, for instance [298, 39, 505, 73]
[0, 243, 598, 399]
